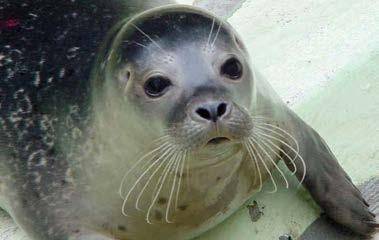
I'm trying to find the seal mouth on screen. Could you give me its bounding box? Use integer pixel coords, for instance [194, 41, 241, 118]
[207, 137, 230, 145]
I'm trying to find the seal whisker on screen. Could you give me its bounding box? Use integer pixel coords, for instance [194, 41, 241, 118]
[253, 118, 301, 174]
[252, 133, 289, 189]
[226, 120, 247, 125]
[250, 116, 269, 119]
[248, 138, 278, 193]
[227, 119, 248, 125]
[131, 23, 166, 53]
[250, 116, 278, 121]
[165, 151, 183, 223]
[255, 130, 307, 186]
[135, 148, 177, 211]
[186, 152, 191, 188]
[135, 142, 173, 180]
[148, 150, 178, 205]
[206, 17, 216, 49]
[211, 21, 223, 48]
[151, 151, 177, 201]
[254, 124, 289, 141]
[254, 123, 300, 157]
[134, 41, 149, 49]
[254, 131, 297, 175]
[227, 122, 252, 131]
[146, 151, 178, 224]
[244, 142, 263, 192]
[119, 141, 171, 198]
[257, 123, 299, 149]
[146, 152, 177, 222]
[154, 132, 172, 144]
[175, 150, 187, 208]
[154, 134, 172, 143]
[121, 145, 175, 216]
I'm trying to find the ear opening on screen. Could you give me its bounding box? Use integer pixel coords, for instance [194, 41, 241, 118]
[117, 66, 132, 89]
[233, 34, 248, 53]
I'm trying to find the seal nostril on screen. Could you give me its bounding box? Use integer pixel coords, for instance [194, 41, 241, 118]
[195, 103, 228, 122]
[196, 108, 212, 121]
[217, 103, 227, 117]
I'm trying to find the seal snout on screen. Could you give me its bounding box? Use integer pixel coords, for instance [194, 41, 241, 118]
[186, 100, 237, 146]
[179, 97, 253, 148]
[191, 100, 231, 123]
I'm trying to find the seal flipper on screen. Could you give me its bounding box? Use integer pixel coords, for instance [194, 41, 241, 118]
[282, 109, 377, 236]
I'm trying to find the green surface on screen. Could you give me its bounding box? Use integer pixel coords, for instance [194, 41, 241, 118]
[297, 54, 379, 184]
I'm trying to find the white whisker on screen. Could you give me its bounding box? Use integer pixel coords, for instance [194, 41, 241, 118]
[134, 42, 149, 49]
[119, 142, 171, 198]
[255, 132, 297, 175]
[135, 142, 173, 179]
[252, 133, 289, 188]
[146, 151, 178, 224]
[131, 23, 165, 52]
[255, 123, 300, 157]
[211, 21, 223, 48]
[250, 116, 269, 120]
[121, 145, 175, 216]
[206, 17, 216, 48]
[251, 116, 299, 151]
[148, 151, 178, 205]
[244, 142, 263, 192]
[255, 130, 306, 186]
[134, 149, 176, 211]
[165, 151, 183, 223]
[186, 152, 190, 188]
[153, 135, 172, 144]
[175, 150, 187, 208]
[248, 138, 278, 193]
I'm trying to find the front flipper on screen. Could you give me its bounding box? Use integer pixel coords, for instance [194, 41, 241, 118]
[283, 110, 377, 236]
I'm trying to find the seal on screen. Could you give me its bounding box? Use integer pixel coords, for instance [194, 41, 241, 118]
[0, 1, 377, 240]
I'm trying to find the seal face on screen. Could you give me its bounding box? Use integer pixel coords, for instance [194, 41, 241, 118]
[0, 2, 377, 240]
[87, 7, 262, 239]
[100, 7, 254, 150]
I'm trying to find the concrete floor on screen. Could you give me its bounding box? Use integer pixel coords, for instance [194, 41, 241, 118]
[1, 0, 378, 239]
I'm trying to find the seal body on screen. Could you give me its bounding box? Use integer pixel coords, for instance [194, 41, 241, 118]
[0, 1, 377, 240]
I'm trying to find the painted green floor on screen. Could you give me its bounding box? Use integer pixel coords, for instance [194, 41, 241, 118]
[1, 0, 378, 239]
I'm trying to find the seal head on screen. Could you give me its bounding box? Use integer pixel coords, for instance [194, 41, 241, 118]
[87, 6, 261, 239]
[96, 6, 254, 157]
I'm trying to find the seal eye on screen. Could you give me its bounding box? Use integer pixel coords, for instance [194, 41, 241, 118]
[221, 57, 243, 80]
[144, 76, 172, 98]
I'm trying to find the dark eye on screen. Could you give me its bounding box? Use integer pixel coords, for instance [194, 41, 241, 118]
[221, 57, 243, 80]
[144, 76, 172, 98]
